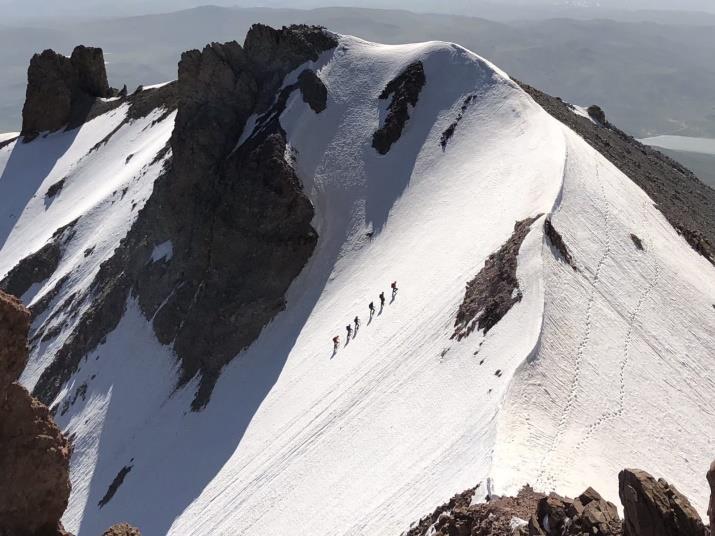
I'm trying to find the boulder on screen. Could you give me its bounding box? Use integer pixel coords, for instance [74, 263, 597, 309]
[0, 290, 71, 536]
[619, 468, 706, 536]
[102, 523, 142, 536]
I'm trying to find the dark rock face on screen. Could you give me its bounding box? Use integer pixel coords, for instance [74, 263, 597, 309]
[619, 468, 706, 536]
[587, 105, 607, 124]
[372, 61, 426, 154]
[33, 25, 337, 410]
[21, 45, 111, 140]
[518, 81, 715, 267]
[0, 219, 77, 299]
[297, 69, 328, 113]
[69, 45, 110, 97]
[544, 217, 576, 269]
[0, 291, 71, 536]
[453, 216, 540, 340]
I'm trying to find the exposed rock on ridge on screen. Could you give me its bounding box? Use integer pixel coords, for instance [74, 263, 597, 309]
[453, 216, 540, 340]
[21, 45, 112, 140]
[0, 290, 71, 536]
[405, 466, 713, 536]
[33, 25, 337, 410]
[373, 61, 426, 154]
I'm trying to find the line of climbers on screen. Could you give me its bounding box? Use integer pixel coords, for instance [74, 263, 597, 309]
[333, 281, 398, 351]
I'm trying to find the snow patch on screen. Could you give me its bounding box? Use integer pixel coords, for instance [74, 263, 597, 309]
[149, 240, 173, 263]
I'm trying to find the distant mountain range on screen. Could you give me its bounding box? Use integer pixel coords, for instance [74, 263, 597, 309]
[2, 5, 715, 144]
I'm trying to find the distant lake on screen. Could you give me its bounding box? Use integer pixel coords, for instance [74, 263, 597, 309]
[638, 135, 715, 156]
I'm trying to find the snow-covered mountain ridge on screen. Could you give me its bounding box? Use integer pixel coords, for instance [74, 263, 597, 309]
[0, 24, 713, 535]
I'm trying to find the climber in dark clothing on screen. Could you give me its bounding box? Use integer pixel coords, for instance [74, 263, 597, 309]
[333, 336, 340, 350]
[379, 292, 385, 307]
[354, 316, 360, 332]
[369, 302, 375, 316]
[391, 281, 398, 298]
[346, 324, 353, 339]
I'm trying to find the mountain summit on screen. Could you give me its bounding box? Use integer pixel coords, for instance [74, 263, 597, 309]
[0, 24, 713, 536]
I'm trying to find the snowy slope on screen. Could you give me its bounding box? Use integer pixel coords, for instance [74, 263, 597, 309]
[0, 34, 713, 535]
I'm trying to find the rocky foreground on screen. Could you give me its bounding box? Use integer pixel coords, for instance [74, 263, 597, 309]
[0, 290, 140, 536]
[405, 465, 715, 536]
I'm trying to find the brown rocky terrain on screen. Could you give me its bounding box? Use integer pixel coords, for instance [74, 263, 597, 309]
[453, 216, 540, 340]
[405, 466, 713, 536]
[0, 290, 71, 536]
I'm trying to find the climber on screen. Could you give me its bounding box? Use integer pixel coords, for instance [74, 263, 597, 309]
[354, 316, 360, 332]
[391, 281, 398, 298]
[379, 291, 386, 308]
[346, 324, 353, 339]
[369, 302, 375, 316]
[333, 336, 340, 350]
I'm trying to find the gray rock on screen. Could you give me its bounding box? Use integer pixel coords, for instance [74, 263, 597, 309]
[21, 45, 111, 140]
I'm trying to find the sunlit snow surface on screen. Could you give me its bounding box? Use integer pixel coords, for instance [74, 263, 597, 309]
[0, 35, 713, 535]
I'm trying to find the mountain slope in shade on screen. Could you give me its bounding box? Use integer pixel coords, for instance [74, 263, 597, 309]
[0, 29, 714, 535]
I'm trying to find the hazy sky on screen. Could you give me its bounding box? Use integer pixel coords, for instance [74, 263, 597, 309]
[2, 0, 715, 22]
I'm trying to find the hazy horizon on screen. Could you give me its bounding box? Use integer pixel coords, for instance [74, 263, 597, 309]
[3, 0, 715, 23]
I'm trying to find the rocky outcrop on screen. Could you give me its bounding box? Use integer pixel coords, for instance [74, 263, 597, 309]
[452, 216, 540, 340]
[0, 291, 71, 536]
[405, 485, 623, 536]
[544, 217, 576, 269]
[619, 468, 706, 536]
[587, 105, 607, 124]
[297, 69, 328, 112]
[33, 25, 337, 410]
[373, 61, 426, 154]
[0, 218, 77, 299]
[440, 93, 478, 150]
[102, 524, 142, 536]
[518, 81, 715, 267]
[405, 485, 545, 536]
[407, 464, 715, 536]
[21, 45, 112, 140]
[531, 488, 622, 536]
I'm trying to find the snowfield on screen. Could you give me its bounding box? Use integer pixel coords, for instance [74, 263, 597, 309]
[1, 35, 713, 535]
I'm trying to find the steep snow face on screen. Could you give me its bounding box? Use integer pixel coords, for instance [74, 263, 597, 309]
[493, 128, 715, 512]
[0, 34, 713, 536]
